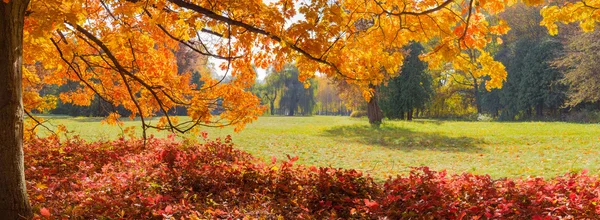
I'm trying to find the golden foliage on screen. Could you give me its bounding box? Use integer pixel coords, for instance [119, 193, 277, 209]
[19, 0, 592, 134]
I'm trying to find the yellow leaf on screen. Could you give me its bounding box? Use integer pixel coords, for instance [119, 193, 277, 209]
[523, 0, 544, 6]
[580, 19, 596, 32]
[36, 183, 48, 190]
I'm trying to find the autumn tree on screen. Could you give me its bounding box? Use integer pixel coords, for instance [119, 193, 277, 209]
[332, 78, 367, 115]
[315, 77, 348, 115]
[1, 1, 32, 217]
[2, 0, 598, 217]
[426, 70, 477, 118]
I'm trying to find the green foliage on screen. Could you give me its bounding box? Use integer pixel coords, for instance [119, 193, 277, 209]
[262, 64, 317, 116]
[379, 43, 433, 120]
[279, 65, 316, 116]
[482, 38, 566, 120]
[479, 5, 568, 121]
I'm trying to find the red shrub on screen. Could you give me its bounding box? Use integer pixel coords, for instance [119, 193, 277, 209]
[25, 136, 600, 219]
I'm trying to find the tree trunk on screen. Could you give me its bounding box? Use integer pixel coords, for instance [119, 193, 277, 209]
[536, 103, 543, 118]
[473, 78, 482, 114]
[367, 85, 383, 126]
[407, 109, 413, 121]
[0, 0, 33, 218]
[269, 100, 275, 115]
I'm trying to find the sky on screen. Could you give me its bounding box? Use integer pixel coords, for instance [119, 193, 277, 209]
[207, 0, 306, 81]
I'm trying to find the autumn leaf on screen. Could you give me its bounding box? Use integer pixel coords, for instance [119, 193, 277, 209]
[164, 205, 173, 214]
[40, 207, 50, 217]
[364, 199, 379, 209]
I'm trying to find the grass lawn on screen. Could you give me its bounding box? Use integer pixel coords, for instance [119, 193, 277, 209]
[34, 115, 600, 180]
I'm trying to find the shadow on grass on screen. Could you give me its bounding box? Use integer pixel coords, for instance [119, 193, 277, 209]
[69, 117, 105, 122]
[407, 119, 445, 125]
[321, 124, 484, 153]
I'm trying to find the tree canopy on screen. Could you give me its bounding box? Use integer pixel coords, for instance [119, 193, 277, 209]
[13, 0, 599, 131]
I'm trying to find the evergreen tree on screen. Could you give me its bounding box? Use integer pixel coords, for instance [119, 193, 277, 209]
[379, 43, 433, 120]
[482, 38, 566, 120]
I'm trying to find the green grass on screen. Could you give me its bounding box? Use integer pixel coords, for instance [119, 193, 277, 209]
[34, 115, 600, 180]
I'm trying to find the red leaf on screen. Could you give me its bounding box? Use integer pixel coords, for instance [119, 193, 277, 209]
[364, 199, 379, 209]
[165, 205, 173, 214]
[40, 208, 50, 217]
[569, 193, 577, 201]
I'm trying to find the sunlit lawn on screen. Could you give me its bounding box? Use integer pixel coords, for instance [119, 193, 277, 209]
[35, 115, 600, 180]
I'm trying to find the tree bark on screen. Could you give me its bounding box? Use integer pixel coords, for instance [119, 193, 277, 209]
[536, 103, 543, 118]
[0, 0, 33, 219]
[473, 78, 482, 114]
[367, 85, 383, 126]
[269, 100, 275, 115]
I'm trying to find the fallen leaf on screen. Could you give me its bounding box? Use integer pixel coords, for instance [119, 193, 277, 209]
[40, 208, 50, 217]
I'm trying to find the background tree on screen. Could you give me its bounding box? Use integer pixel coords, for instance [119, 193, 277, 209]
[262, 67, 285, 115]
[480, 4, 567, 120]
[425, 69, 478, 118]
[315, 77, 350, 115]
[332, 79, 367, 115]
[554, 30, 600, 109]
[260, 64, 317, 116]
[278, 64, 316, 116]
[494, 39, 565, 120]
[380, 43, 433, 120]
